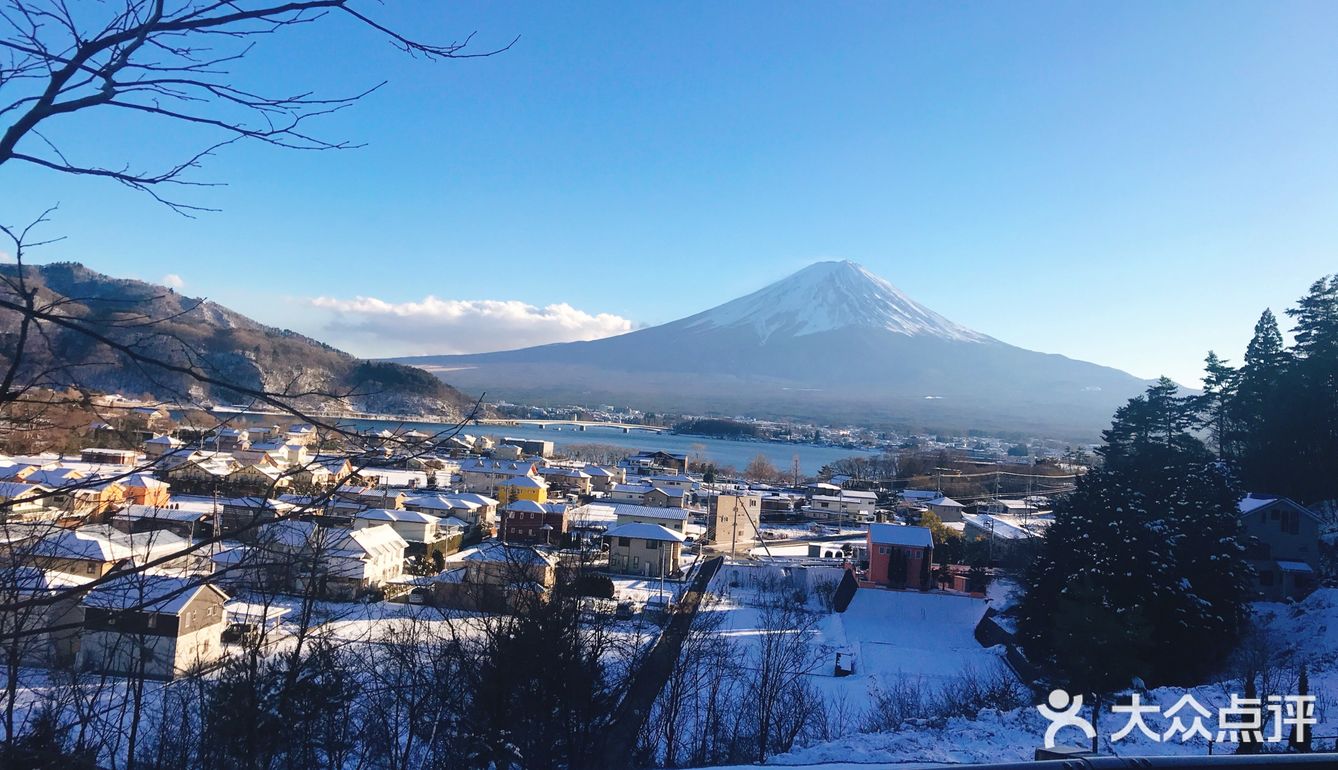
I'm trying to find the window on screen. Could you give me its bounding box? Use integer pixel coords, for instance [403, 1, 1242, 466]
[879, 546, 889, 555]
[86, 563, 96, 574]
[147, 614, 157, 629]
[618, 537, 631, 546]
[646, 540, 660, 549]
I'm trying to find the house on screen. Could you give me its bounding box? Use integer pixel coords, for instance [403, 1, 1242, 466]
[353, 508, 460, 564]
[122, 474, 171, 507]
[708, 493, 762, 552]
[624, 451, 688, 476]
[607, 482, 654, 504]
[64, 478, 128, 519]
[899, 489, 942, 505]
[0, 481, 55, 522]
[644, 473, 697, 492]
[5, 567, 89, 666]
[1238, 494, 1323, 600]
[431, 540, 558, 611]
[643, 486, 688, 508]
[218, 497, 295, 538]
[807, 490, 877, 521]
[80, 448, 138, 465]
[111, 504, 211, 540]
[537, 466, 593, 495]
[251, 520, 407, 599]
[610, 503, 689, 535]
[962, 512, 1050, 541]
[866, 524, 933, 590]
[496, 474, 549, 506]
[500, 499, 568, 544]
[337, 485, 408, 511]
[583, 464, 624, 492]
[502, 437, 555, 457]
[458, 458, 541, 497]
[143, 435, 184, 458]
[925, 495, 966, 523]
[29, 525, 193, 577]
[78, 574, 229, 680]
[977, 499, 1043, 518]
[227, 463, 290, 495]
[404, 492, 498, 530]
[447, 540, 557, 589]
[157, 452, 238, 494]
[604, 522, 685, 577]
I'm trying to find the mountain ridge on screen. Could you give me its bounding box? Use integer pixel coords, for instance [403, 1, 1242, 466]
[0, 262, 476, 420]
[394, 261, 1154, 439]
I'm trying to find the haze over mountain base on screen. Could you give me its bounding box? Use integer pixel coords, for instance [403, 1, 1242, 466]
[396, 261, 1153, 439]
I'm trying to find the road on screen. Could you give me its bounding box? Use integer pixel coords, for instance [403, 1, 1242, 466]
[599, 554, 725, 769]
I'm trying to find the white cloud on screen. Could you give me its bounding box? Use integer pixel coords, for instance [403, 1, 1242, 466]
[161, 273, 185, 289]
[0, 250, 12, 264]
[308, 294, 635, 355]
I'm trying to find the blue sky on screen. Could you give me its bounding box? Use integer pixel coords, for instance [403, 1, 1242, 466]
[2, 1, 1336, 386]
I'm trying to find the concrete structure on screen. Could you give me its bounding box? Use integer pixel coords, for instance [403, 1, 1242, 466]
[708, 493, 762, 554]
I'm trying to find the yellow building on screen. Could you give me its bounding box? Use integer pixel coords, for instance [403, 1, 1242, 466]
[496, 475, 548, 506]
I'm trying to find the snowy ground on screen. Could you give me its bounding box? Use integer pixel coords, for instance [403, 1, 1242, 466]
[728, 587, 1338, 767]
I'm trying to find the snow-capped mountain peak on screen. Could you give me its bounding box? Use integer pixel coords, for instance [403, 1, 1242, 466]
[682, 260, 991, 343]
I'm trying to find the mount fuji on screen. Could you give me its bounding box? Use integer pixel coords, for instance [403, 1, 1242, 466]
[396, 261, 1152, 437]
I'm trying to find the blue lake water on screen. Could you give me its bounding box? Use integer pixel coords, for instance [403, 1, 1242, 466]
[340, 417, 877, 475]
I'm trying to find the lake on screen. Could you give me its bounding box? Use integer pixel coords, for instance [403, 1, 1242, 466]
[340, 417, 877, 475]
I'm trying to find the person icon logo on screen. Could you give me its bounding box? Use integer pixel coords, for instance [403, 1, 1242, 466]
[1037, 689, 1097, 749]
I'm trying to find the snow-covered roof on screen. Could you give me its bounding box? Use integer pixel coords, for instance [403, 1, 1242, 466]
[356, 508, 439, 525]
[1277, 560, 1314, 573]
[609, 503, 689, 522]
[504, 499, 557, 515]
[868, 523, 933, 548]
[449, 540, 557, 567]
[0, 481, 51, 504]
[605, 522, 686, 543]
[960, 513, 1046, 540]
[123, 473, 168, 489]
[900, 489, 941, 502]
[500, 475, 547, 490]
[113, 505, 207, 523]
[1238, 494, 1321, 521]
[82, 574, 227, 615]
[928, 495, 964, 508]
[648, 486, 687, 498]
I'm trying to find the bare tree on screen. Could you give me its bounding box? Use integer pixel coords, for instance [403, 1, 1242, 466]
[1, 0, 512, 213]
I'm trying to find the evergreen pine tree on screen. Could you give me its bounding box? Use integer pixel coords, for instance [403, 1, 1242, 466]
[1235, 309, 1291, 493]
[1198, 351, 1240, 459]
[1281, 276, 1338, 503]
[1019, 381, 1251, 688]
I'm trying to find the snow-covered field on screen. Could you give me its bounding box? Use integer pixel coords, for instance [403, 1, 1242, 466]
[735, 588, 1338, 767]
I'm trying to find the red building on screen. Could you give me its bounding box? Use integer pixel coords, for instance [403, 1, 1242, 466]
[500, 500, 568, 545]
[866, 523, 933, 589]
